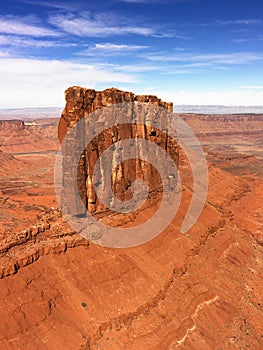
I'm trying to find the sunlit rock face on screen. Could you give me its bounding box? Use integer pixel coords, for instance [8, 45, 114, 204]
[58, 86, 178, 215]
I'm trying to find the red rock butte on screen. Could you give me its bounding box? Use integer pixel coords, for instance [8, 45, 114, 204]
[58, 86, 178, 215]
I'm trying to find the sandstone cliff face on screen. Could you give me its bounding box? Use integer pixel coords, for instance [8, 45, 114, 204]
[58, 87, 178, 215]
[0, 119, 25, 130]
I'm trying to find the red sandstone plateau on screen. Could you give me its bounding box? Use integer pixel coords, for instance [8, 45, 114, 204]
[0, 87, 262, 350]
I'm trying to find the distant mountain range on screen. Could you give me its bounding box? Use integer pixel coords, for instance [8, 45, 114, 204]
[1, 105, 263, 120]
[174, 105, 263, 114]
[0, 107, 62, 120]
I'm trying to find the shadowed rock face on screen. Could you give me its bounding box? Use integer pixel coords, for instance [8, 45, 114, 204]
[58, 87, 178, 215]
[0, 120, 25, 130]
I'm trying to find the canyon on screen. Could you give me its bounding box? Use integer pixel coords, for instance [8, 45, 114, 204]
[0, 88, 262, 349]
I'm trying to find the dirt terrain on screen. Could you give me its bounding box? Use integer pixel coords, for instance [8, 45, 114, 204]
[0, 113, 262, 349]
[0, 118, 59, 238]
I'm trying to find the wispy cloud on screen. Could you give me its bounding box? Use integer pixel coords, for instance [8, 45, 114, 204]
[215, 19, 261, 25]
[153, 32, 190, 39]
[165, 89, 263, 106]
[110, 63, 166, 73]
[0, 15, 59, 37]
[145, 52, 263, 66]
[23, 0, 77, 11]
[231, 38, 250, 44]
[0, 34, 76, 48]
[49, 12, 158, 37]
[231, 36, 263, 44]
[90, 43, 148, 51]
[174, 47, 186, 51]
[77, 42, 148, 56]
[119, 0, 189, 3]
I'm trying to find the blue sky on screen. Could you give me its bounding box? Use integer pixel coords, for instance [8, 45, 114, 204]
[0, 0, 263, 107]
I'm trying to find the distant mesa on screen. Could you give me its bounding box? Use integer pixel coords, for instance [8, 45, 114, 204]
[0, 119, 25, 130]
[0, 118, 58, 154]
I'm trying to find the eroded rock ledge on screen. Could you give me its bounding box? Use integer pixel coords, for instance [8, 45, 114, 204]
[0, 209, 89, 279]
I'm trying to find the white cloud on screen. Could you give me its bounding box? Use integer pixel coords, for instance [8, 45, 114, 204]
[0, 34, 76, 48]
[49, 12, 155, 37]
[23, 0, 77, 11]
[145, 52, 263, 66]
[0, 50, 9, 57]
[0, 57, 137, 108]
[0, 15, 59, 37]
[215, 19, 261, 25]
[112, 63, 165, 72]
[1, 56, 262, 107]
[159, 89, 263, 106]
[231, 38, 249, 44]
[77, 42, 148, 56]
[174, 47, 186, 51]
[94, 43, 148, 51]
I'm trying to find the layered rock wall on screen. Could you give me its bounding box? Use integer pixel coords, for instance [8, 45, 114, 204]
[58, 87, 178, 215]
[180, 113, 263, 134]
[0, 119, 25, 130]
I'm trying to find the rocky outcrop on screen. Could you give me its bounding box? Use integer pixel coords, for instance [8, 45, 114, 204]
[0, 119, 25, 130]
[0, 209, 89, 279]
[58, 87, 178, 215]
[0, 119, 58, 154]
